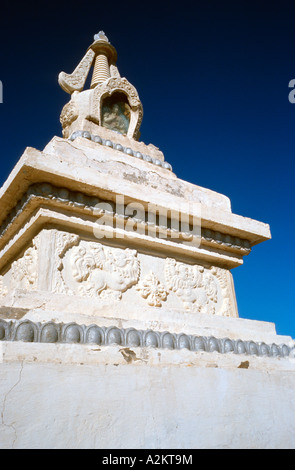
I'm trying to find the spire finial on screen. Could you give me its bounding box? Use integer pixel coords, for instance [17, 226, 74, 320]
[94, 31, 109, 43]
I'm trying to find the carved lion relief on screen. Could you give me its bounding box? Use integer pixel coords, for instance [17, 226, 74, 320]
[61, 239, 140, 300]
[165, 258, 235, 316]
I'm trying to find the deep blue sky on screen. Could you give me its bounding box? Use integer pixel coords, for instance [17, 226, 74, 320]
[0, 0, 294, 339]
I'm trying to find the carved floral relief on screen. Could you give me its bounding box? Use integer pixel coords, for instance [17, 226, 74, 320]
[136, 272, 168, 307]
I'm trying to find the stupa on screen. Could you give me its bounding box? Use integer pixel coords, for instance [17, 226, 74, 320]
[0, 32, 294, 449]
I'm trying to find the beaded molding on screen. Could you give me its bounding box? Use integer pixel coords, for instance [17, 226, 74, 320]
[0, 182, 251, 253]
[0, 319, 293, 358]
[68, 130, 173, 171]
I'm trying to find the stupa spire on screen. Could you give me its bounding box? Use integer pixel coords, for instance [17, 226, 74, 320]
[58, 32, 143, 140]
[89, 31, 117, 88]
[58, 31, 118, 94]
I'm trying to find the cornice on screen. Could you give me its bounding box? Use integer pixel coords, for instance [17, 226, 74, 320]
[0, 183, 251, 257]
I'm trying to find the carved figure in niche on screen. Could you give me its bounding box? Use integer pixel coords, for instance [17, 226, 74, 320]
[101, 93, 130, 134]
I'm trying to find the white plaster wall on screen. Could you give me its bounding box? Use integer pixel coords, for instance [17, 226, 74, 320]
[0, 344, 295, 449]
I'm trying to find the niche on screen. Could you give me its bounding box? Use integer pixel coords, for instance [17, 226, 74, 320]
[101, 92, 131, 135]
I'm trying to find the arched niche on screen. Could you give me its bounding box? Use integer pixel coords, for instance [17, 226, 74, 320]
[90, 77, 143, 140]
[101, 91, 131, 135]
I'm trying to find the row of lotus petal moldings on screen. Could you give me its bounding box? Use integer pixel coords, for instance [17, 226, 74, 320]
[0, 182, 251, 254]
[0, 319, 293, 358]
[68, 130, 173, 171]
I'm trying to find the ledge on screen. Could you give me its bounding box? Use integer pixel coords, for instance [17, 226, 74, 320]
[0, 318, 294, 359]
[0, 141, 270, 252]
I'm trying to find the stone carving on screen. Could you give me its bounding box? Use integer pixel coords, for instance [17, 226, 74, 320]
[165, 258, 233, 316]
[0, 318, 293, 358]
[56, 232, 80, 267]
[60, 101, 79, 138]
[53, 232, 80, 294]
[64, 240, 140, 300]
[92, 77, 142, 112]
[110, 64, 121, 78]
[210, 266, 236, 317]
[136, 272, 168, 307]
[102, 101, 130, 134]
[10, 240, 38, 290]
[90, 77, 143, 139]
[58, 48, 96, 94]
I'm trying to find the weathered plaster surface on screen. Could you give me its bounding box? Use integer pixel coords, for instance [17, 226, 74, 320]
[0, 343, 295, 449]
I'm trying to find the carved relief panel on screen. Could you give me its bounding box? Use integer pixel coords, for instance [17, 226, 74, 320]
[50, 230, 236, 317]
[0, 229, 238, 318]
[164, 258, 236, 316]
[2, 238, 39, 294]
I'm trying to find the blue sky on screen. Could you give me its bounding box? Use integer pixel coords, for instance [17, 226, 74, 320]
[0, 0, 294, 339]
